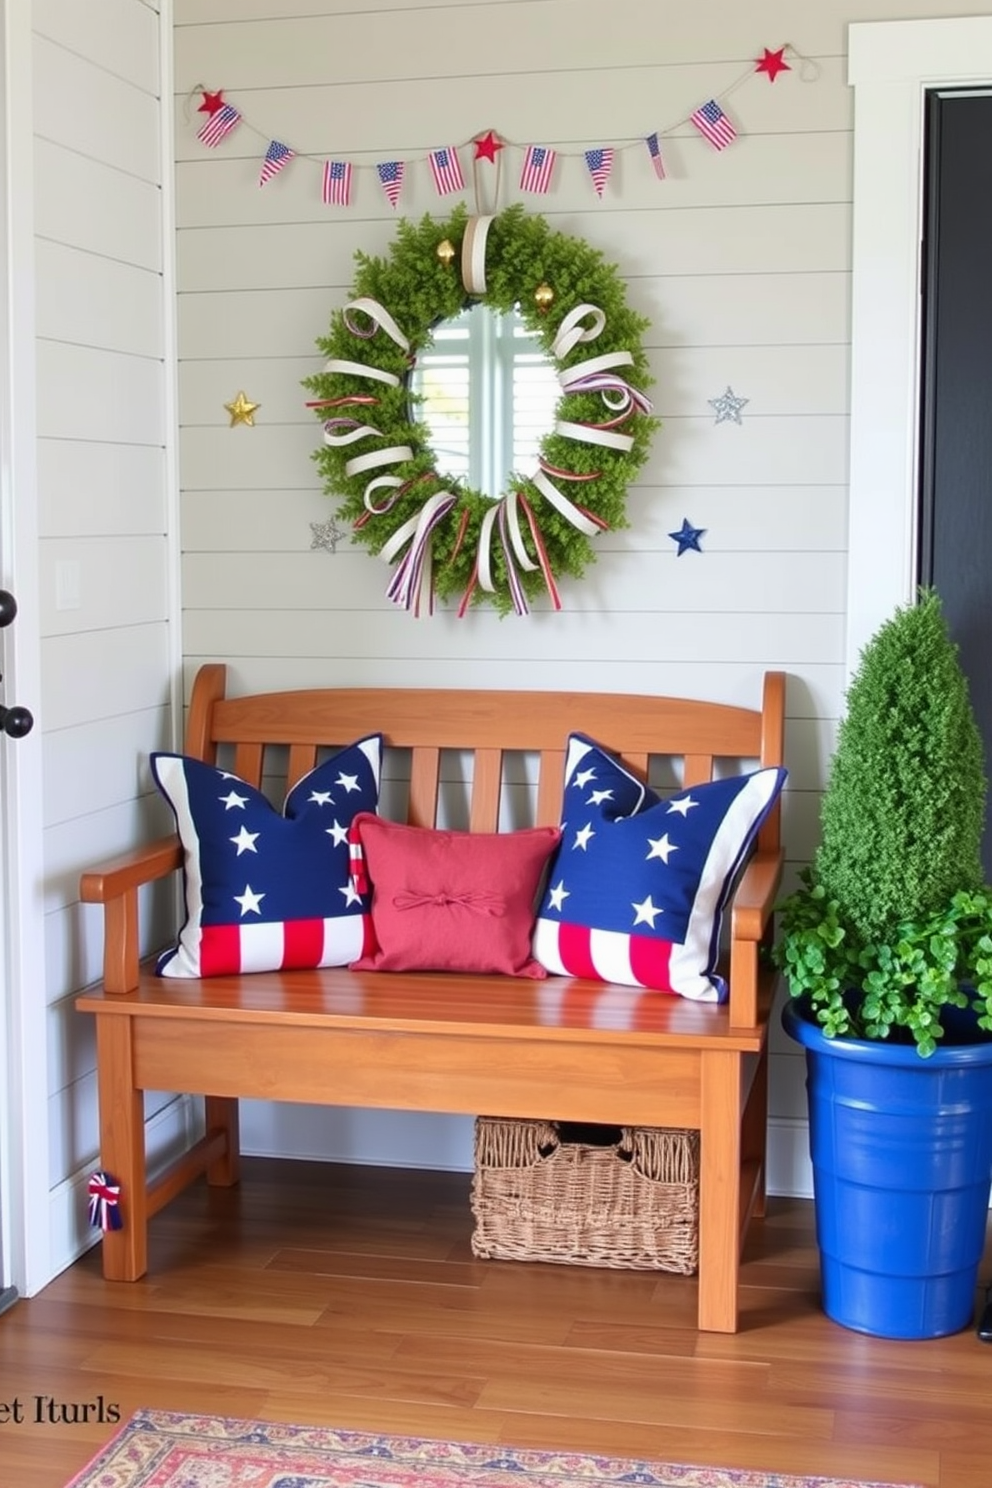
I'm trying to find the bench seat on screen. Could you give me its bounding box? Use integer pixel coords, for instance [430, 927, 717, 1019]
[76, 666, 786, 1334]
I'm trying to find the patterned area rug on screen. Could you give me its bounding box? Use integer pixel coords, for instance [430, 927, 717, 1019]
[64, 1409, 924, 1488]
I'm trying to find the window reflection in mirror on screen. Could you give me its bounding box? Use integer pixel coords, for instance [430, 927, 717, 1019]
[410, 305, 560, 498]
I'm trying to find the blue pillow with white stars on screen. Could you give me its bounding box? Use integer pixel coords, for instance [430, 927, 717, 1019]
[532, 733, 786, 1001]
[151, 737, 382, 977]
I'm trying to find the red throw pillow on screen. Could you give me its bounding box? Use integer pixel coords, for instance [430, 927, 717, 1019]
[349, 814, 561, 978]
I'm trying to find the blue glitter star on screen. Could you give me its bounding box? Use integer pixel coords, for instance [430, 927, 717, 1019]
[669, 518, 705, 555]
[708, 386, 749, 424]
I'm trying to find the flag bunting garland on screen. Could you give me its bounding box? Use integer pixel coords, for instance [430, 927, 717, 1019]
[187, 42, 816, 204]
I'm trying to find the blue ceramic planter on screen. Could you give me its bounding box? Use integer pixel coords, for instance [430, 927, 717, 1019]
[782, 998, 992, 1339]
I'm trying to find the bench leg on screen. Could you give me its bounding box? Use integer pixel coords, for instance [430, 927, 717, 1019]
[95, 1016, 148, 1281]
[204, 1096, 240, 1186]
[697, 1049, 742, 1333]
[742, 1046, 769, 1219]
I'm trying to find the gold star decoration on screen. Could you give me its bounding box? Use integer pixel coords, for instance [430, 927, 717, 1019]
[224, 391, 260, 427]
[310, 517, 344, 553]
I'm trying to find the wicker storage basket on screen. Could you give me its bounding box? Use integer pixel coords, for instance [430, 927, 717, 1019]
[470, 1117, 699, 1273]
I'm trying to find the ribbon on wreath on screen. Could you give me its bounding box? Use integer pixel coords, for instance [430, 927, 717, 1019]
[381, 490, 459, 616]
[87, 1171, 123, 1231]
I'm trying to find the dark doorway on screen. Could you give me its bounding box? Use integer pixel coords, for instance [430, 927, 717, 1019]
[919, 89, 992, 877]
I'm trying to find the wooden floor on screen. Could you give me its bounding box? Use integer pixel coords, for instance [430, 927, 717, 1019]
[2, 1158, 992, 1488]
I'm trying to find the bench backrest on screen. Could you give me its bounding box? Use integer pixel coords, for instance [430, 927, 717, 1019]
[186, 665, 786, 854]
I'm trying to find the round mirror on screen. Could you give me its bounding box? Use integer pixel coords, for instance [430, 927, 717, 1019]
[409, 304, 561, 499]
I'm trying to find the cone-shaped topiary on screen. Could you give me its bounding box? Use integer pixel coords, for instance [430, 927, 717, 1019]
[814, 589, 985, 943]
[774, 588, 992, 1055]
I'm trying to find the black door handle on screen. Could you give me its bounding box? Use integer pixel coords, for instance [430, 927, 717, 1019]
[0, 589, 33, 735]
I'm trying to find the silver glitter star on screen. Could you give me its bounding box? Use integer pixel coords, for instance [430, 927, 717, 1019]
[708, 386, 749, 424]
[310, 517, 344, 553]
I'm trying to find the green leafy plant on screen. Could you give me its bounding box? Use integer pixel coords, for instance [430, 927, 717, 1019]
[773, 589, 992, 1055]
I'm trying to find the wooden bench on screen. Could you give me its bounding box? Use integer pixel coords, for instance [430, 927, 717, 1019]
[76, 664, 786, 1333]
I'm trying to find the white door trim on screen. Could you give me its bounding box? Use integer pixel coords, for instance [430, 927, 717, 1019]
[847, 17, 992, 677]
[0, 0, 51, 1297]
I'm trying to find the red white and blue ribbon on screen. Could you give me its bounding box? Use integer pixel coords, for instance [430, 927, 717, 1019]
[87, 1171, 123, 1231]
[382, 490, 459, 616]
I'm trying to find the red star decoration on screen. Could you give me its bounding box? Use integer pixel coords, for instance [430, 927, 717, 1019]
[198, 90, 226, 116]
[474, 130, 504, 162]
[755, 47, 791, 83]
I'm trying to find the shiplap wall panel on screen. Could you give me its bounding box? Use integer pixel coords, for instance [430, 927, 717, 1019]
[34, 34, 159, 180]
[35, 0, 160, 92]
[36, 241, 163, 357]
[181, 600, 843, 669]
[37, 439, 167, 538]
[42, 706, 171, 829]
[39, 537, 169, 638]
[37, 342, 165, 447]
[180, 548, 845, 619]
[34, 138, 162, 271]
[40, 627, 172, 734]
[174, 0, 992, 44]
[181, 485, 848, 555]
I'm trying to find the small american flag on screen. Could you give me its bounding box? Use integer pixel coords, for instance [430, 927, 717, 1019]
[259, 139, 294, 187]
[322, 159, 353, 206]
[584, 147, 614, 198]
[197, 103, 241, 149]
[376, 159, 405, 208]
[520, 144, 557, 195]
[690, 99, 737, 151]
[428, 146, 464, 197]
[645, 132, 666, 181]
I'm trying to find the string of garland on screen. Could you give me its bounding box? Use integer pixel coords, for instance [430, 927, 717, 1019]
[304, 205, 659, 617]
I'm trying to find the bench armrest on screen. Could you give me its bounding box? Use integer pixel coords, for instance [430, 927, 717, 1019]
[727, 848, 784, 1029]
[80, 834, 182, 994]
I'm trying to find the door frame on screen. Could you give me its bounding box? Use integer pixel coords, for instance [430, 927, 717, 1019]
[0, 0, 51, 1298]
[847, 16, 992, 675]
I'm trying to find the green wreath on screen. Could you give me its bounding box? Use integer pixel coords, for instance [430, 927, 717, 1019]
[304, 204, 658, 616]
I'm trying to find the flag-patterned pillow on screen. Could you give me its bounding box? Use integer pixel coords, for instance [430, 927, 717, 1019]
[151, 737, 382, 978]
[532, 735, 786, 1001]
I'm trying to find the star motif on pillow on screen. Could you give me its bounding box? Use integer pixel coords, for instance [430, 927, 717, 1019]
[230, 827, 259, 855]
[667, 795, 699, 816]
[548, 880, 570, 910]
[647, 833, 677, 863]
[633, 896, 663, 927]
[235, 885, 265, 916]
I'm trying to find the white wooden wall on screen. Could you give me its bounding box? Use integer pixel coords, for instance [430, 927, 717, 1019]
[33, 0, 186, 1274]
[166, 0, 992, 1189]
